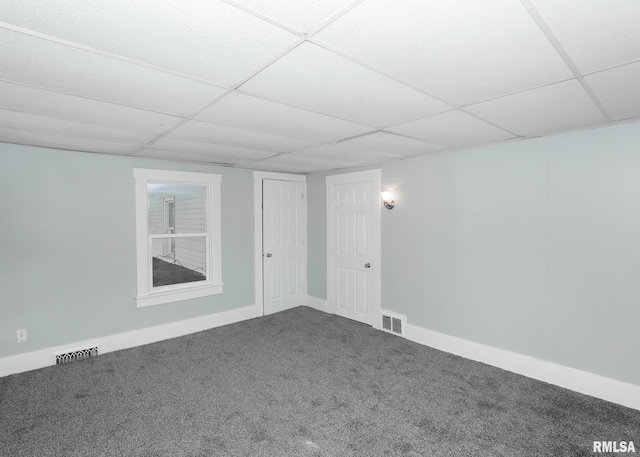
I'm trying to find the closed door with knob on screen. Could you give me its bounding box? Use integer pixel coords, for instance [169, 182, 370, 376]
[327, 170, 381, 326]
[263, 179, 304, 315]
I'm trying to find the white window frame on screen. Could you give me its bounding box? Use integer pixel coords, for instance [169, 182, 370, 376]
[133, 168, 223, 308]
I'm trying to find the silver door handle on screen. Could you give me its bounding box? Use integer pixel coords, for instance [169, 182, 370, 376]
[364, 263, 371, 268]
[265, 253, 272, 258]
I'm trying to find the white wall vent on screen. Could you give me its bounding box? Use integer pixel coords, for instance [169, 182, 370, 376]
[381, 311, 406, 337]
[54, 345, 99, 365]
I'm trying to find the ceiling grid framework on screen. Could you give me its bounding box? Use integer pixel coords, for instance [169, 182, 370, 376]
[0, 0, 639, 173]
[518, 0, 613, 123]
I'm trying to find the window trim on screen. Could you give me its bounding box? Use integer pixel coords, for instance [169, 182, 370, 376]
[133, 168, 223, 308]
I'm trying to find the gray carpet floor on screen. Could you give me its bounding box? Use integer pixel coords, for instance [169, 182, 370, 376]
[0, 306, 638, 456]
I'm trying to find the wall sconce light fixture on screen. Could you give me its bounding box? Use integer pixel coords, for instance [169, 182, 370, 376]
[380, 191, 395, 210]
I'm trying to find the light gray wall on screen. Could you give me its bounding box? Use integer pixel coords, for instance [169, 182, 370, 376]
[546, 125, 640, 384]
[379, 159, 429, 320]
[306, 120, 640, 386]
[3, 120, 639, 386]
[421, 138, 549, 359]
[306, 172, 327, 299]
[0, 143, 254, 358]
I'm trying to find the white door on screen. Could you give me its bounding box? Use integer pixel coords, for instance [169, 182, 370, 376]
[263, 179, 304, 315]
[327, 170, 381, 326]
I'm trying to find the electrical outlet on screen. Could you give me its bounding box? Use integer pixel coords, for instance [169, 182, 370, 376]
[17, 329, 27, 343]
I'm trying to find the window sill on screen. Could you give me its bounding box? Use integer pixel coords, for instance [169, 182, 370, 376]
[136, 283, 224, 308]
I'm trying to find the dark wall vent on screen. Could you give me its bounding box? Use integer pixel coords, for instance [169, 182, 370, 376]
[55, 346, 99, 365]
[381, 312, 406, 337]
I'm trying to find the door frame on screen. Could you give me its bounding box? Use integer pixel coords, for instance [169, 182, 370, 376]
[326, 169, 382, 329]
[253, 171, 307, 316]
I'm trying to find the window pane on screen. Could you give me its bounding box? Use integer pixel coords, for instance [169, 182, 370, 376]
[147, 183, 206, 234]
[151, 236, 207, 287]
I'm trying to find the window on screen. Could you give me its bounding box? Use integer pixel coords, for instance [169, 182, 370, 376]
[133, 169, 222, 307]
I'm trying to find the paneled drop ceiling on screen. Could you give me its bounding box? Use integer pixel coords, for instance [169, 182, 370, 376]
[1, 1, 639, 173]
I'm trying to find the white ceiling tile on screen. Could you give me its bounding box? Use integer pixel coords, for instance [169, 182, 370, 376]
[0, 28, 226, 116]
[0, 82, 182, 134]
[135, 148, 246, 166]
[196, 92, 374, 142]
[530, 0, 640, 73]
[293, 143, 400, 165]
[229, 0, 354, 33]
[0, 127, 137, 155]
[240, 42, 451, 128]
[387, 110, 515, 148]
[151, 137, 277, 161]
[167, 120, 319, 153]
[0, 109, 156, 146]
[314, 0, 573, 105]
[0, 0, 298, 85]
[585, 62, 640, 122]
[258, 153, 353, 173]
[0, 1, 638, 172]
[340, 131, 444, 157]
[465, 80, 607, 137]
[244, 159, 308, 173]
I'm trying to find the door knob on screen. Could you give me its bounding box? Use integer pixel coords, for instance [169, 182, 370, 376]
[265, 253, 272, 258]
[364, 263, 371, 268]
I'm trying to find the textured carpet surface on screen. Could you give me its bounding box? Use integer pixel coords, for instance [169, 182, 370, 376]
[0, 307, 638, 456]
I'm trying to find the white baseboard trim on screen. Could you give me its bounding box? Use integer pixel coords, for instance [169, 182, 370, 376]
[405, 324, 640, 411]
[5, 303, 638, 411]
[0, 304, 261, 378]
[305, 295, 327, 313]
